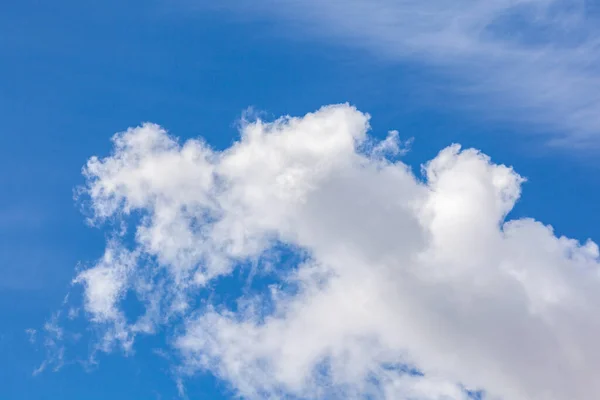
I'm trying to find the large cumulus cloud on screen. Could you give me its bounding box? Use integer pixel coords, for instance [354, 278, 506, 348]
[70, 104, 600, 400]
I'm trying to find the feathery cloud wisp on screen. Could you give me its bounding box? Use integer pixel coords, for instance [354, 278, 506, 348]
[208, 0, 600, 144]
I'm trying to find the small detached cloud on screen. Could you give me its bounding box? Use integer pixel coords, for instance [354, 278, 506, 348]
[52, 104, 600, 399]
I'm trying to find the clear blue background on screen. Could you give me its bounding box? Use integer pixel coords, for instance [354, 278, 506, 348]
[2, 1, 599, 398]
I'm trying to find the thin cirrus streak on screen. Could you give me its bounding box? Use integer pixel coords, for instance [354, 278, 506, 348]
[204, 0, 600, 145]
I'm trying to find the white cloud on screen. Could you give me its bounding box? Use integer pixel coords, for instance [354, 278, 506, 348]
[69, 104, 600, 399]
[72, 241, 138, 352]
[25, 328, 37, 344]
[205, 0, 600, 144]
[74, 242, 136, 323]
[32, 313, 65, 376]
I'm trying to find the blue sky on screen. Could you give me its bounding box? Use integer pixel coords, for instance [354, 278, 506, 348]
[3, 1, 600, 399]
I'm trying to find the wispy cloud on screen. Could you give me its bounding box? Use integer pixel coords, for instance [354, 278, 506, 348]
[31, 313, 65, 376]
[209, 0, 600, 144]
